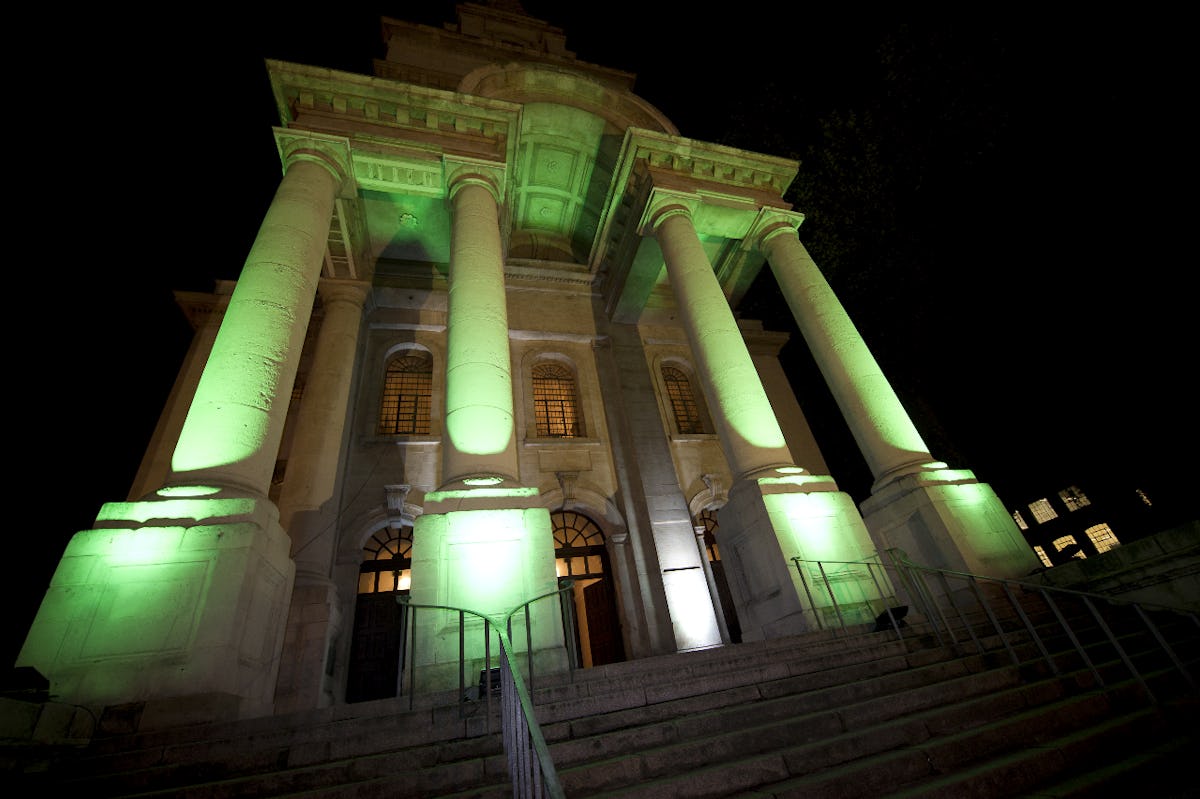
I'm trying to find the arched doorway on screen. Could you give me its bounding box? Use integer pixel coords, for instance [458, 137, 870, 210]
[553, 510, 625, 667]
[697, 508, 742, 644]
[345, 524, 412, 703]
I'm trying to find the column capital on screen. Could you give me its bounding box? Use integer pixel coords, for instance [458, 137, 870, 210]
[273, 129, 355, 198]
[316, 279, 370, 308]
[445, 155, 506, 205]
[637, 187, 701, 236]
[745, 207, 806, 253]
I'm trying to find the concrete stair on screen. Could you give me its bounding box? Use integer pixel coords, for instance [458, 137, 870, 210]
[6, 587, 1198, 798]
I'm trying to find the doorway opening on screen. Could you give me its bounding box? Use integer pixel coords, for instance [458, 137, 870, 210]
[697, 508, 742, 644]
[345, 524, 412, 703]
[553, 510, 625, 668]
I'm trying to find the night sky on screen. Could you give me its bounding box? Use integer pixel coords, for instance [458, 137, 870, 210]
[7, 5, 1193, 666]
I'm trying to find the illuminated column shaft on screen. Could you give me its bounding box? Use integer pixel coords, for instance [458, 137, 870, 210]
[760, 225, 933, 485]
[442, 178, 519, 486]
[171, 156, 341, 496]
[277, 281, 368, 570]
[652, 207, 793, 478]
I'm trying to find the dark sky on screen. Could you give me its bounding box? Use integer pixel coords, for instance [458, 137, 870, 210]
[8, 5, 1193, 665]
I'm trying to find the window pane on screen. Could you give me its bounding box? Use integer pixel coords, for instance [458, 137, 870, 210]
[379, 353, 433, 434]
[1029, 499, 1058, 524]
[662, 366, 703, 434]
[533, 363, 581, 437]
[1085, 524, 1120, 553]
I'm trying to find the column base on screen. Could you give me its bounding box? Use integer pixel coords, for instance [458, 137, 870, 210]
[720, 471, 884, 639]
[861, 468, 1041, 579]
[273, 574, 342, 716]
[15, 492, 295, 730]
[407, 491, 568, 695]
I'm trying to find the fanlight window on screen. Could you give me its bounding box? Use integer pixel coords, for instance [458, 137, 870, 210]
[378, 351, 433, 435]
[662, 365, 704, 434]
[533, 363, 582, 437]
[553, 511, 606, 578]
[358, 525, 413, 594]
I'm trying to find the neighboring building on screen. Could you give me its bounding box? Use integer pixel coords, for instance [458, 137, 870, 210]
[1012, 481, 1179, 569]
[13, 3, 1038, 728]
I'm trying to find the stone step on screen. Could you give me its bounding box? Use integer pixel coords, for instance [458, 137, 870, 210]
[580, 676, 1159, 798]
[13, 593, 1197, 799]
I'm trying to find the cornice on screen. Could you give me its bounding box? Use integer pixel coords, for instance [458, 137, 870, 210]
[267, 60, 521, 158]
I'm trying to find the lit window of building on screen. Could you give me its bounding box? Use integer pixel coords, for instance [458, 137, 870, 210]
[1013, 511, 1028, 530]
[1029, 499, 1059, 524]
[358, 525, 413, 594]
[1052, 535, 1087, 559]
[378, 351, 433, 435]
[1059, 486, 1091, 511]
[1085, 524, 1120, 554]
[533, 362, 583, 437]
[1052, 535, 1077, 552]
[662, 365, 704, 434]
[1033, 546, 1053, 568]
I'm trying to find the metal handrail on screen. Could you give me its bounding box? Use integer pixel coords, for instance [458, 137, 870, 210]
[396, 584, 574, 799]
[792, 549, 1199, 704]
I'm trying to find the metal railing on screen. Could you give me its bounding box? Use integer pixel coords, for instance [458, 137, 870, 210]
[396, 584, 576, 799]
[793, 548, 1200, 705]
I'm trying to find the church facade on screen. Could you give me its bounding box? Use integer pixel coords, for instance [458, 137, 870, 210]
[16, 4, 1037, 727]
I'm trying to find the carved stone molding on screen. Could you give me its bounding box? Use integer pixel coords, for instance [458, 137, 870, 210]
[274, 129, 355, 199]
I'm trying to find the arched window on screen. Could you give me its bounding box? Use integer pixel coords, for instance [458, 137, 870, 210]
[662, 365, 704, 434]
[697, 508, 721, 562]
[533, 362, 582, 437]
[553, 511, 607, 579]
[358, 525, 413, 594]
[378, 350, 433, 435]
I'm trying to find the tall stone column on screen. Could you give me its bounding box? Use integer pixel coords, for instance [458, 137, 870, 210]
[16, 133, 354, 726]
[127, 283, 232, 502]
[439, 171, 520, 488]
[170, 148, 345, 497]
[409, 163, 564, 692]
[277, 281, 370, 554]
[752, 210, 1039, 579]
[754, 214, 936, 488]
[274, 280, 368, 714]
[647, 200, 795, 480]
[643, 193, 833, 639]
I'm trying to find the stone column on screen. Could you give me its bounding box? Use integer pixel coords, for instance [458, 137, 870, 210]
[643, 193, 812, 639]
[170, 145, 349, 498]
[273, 280, 368, 714]
[645, 198, 794, 479]
[277, 280, 369, 554]
[16, 133, 354, 725]
[127, 283, 232, 502]
[440, 171, 520, 488]
[409, 163, 564, 692]
[754, 214, 936, 489]
[752, 210, 1039, 579]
